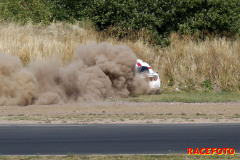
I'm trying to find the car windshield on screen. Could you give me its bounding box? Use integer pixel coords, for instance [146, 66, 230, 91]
[138, 66, 149, 73]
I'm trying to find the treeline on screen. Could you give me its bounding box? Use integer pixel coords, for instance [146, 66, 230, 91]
[1, 0, 240, 45]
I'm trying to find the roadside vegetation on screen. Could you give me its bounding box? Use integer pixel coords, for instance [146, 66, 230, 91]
[0, 155, 240, 160]
[1, 0, 240, 45]
[0, 22, 239, 93]
[125, 92, 240, 103]
[0, 0, 239, 92]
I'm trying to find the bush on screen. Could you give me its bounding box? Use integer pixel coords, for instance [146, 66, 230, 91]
[0, 0, 53, 24]
[177, 0, 240, 37]
[1, 0, 240, 44]
[58, 0, 240, 45]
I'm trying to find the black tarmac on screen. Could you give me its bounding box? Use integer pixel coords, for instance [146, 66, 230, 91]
[0, 124, 239, 155]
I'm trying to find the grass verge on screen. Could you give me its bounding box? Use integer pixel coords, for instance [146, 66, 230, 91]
[0, 155, 240, 160]
[124, 92, 240, 103]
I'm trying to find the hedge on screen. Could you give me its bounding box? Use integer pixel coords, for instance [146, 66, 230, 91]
[1, 0, 240, 44]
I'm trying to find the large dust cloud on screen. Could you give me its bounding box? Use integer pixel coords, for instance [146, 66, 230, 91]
[0, 53, 37, 106]
[0, 42, 150, 106]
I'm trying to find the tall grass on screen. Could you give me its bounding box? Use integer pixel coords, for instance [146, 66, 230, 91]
[0, 22, 98, 64]
[0, 22, 239, 91]
[154, 34, 240, 92]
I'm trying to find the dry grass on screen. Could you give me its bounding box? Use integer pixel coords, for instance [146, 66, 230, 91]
[1, 155, 240, 160]
[0, 22, 99, 64]
[154, 34, 240, 91]
[0, 22, 239, 91]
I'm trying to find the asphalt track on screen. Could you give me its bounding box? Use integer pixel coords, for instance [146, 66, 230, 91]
[0, 124, 240, 155]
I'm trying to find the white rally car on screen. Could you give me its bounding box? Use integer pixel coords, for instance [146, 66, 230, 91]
[135, 59, 161, 94]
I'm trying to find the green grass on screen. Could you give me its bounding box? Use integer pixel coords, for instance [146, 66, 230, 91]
[1, 113, 227, 124]
[125, 92, 240, 103]
[0, 155, 239, 160]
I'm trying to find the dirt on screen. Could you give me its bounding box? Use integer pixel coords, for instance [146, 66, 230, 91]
[0, 101, 240, 124]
